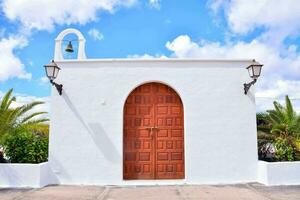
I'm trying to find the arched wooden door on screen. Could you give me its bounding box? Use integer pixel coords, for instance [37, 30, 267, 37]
[123, 82, 184, 180]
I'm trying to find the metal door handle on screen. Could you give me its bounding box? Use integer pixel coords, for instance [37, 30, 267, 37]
[144, 127, 156, 139]
[144, 126, 159, 129]
[153, 126, 159, 130]
[145, 127, 153, 130]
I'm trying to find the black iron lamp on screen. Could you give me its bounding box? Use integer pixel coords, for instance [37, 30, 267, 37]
[244, 60, 263, 95]
[44, 60, 63, 95]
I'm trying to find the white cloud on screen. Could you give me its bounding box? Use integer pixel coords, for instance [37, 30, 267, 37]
[127, 53, 167, 59]
[166, 35, 300, 79]
[149, 0, 161, 9]
[256, 80, 300, 100]
[256, 97, 300, 114]
[0, 36, 32, 81]
[255, 79, 300, 113]
[1, 0, 137, 31]
[209, 0, 225, 13]
[166, 34, 300, 112]
[206, 0, 300, 112]
[209, 0, 300, 42]
[88, 28, 104, 41]
[0, 0, 137, 82]
[39, 76, 49, 85]
[13, 94, 49, 111]
[15, 95, 50, 120]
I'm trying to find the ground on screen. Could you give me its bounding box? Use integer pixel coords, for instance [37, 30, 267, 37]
[0, 183, 300, 200]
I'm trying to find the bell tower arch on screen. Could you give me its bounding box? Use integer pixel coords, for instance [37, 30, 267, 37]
[54, 28, 86, 61]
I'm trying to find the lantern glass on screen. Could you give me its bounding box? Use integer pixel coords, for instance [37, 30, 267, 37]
[53, 66, 60, 79]
[247, 65, 254, 78]
[46, 66, 54, 79]
[44, 61, 60, 81]
[247, 62, 263, 79]
[253, 65, 262, 77]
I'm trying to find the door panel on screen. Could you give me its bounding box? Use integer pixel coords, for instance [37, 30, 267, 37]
[123, 86, 155, 179]
[123, 83, 184, 180]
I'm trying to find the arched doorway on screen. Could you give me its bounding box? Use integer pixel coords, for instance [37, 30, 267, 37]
[123, 82, 184, 180]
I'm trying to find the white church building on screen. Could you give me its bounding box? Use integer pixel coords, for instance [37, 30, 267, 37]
[2, 28, 299, 188]
[47, 28, 260, 185]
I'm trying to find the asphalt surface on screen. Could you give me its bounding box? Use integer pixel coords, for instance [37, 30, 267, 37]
[0, 183, 300, 200]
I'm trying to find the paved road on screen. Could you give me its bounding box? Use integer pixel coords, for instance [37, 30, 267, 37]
[0, 183, 300, 200]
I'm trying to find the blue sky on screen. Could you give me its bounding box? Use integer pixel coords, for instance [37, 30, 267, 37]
[1, 0, 300, 112]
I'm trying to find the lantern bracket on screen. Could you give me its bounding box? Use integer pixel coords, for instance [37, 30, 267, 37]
[244, 79, 257, 95]
[50, 80, 63, 95]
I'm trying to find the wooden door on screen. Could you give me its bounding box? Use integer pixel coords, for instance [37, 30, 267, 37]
[123, 82, 184, 180]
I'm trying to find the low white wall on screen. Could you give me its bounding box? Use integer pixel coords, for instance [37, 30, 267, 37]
[2, 161, 300, 187]
[258, 161, 300, 186]
[0, 162, 58, 188]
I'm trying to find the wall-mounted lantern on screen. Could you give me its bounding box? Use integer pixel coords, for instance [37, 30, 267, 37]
[244, 60, 263, 95]
[44, 60, 63, 95]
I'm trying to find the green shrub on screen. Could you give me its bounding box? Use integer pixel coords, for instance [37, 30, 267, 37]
[274, 138, 295, 161]
[295, 139, 300, 150]
[2, 130, 48, 163]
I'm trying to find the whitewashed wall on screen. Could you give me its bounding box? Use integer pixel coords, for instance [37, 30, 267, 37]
[2, 160, 300, 187]
[49, 59, 258, 185]
[258, 161, 300, 186]
[0, 162, 58, 188]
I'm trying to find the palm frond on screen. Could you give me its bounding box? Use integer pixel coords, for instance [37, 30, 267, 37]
[17, 101, 45, 117]
[0, 89, 14, 113]
[273, 101, 286, 121]
[21, 112, 48, 124]
[0, 89, 49, 140]
[267, 110, 282, 124]
[257, 125, 271, 133]
[21, 119, 50, 130]
[285, 95, 296, 123]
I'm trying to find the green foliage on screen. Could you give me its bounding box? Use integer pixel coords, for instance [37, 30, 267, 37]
[1, 129, 48, 163]
[295, 139, 300, 150]
[0, 89, 49, 140]
[257, 95, 300, 138]
[257, 131, 275, 141]
[257, 95, 300, 161]
[274, 138, 295, 161]
[31, 123, 49, 137]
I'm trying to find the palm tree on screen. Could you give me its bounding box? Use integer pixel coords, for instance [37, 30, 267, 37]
[0, 89, 49, 139]
[257, 95, 300, 139]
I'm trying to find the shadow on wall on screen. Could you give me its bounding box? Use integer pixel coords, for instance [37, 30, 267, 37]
[88, 123, 120, 163]
[62, 91, 120, 163]
[48, 155, 70, 182]
[248, 90, 256, 104]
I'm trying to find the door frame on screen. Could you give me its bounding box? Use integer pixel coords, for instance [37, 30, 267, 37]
[122, 81, 186, 180]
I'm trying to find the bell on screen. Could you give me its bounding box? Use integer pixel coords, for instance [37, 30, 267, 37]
[65, 41, 74, 53]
